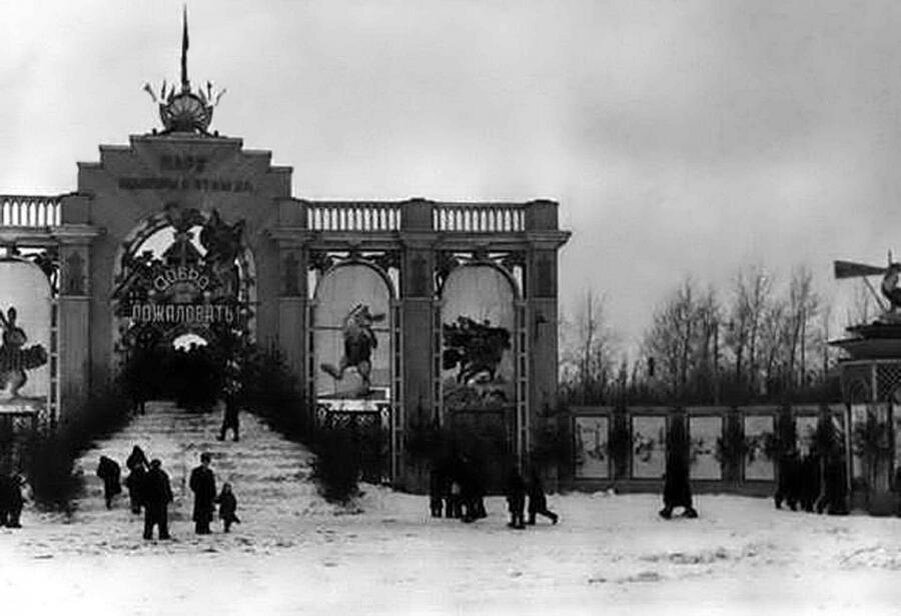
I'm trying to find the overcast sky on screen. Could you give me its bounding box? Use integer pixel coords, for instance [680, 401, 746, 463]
[2, 1, 900, 354]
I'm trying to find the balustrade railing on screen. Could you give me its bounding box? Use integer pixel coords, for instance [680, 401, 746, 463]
[0, 196, 61, 227]
[307, 202, 402, 232]
[433, 203, 525, 232]
[0, 196, 531, 234]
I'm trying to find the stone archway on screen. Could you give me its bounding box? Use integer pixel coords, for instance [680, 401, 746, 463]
[110, 203, 256, 411]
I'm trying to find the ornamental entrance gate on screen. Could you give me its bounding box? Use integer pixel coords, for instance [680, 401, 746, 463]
[0, 22, 569, 488]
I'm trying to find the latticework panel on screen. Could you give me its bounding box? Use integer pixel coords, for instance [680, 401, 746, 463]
[877, 362, 901, 401]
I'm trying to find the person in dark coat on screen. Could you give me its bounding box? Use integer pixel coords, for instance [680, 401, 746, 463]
[142, 459, 172, 540]
[0, 474, 24, 528]
[0, 474, 10, 527]
[469, 461, 488, 521]
[660, 421, 698, 519]
[798, 451, 821, 513]
[96, 455, 122, 509]
[457, 456, 479, 523]
[774, 448, 801, 511]
[505, 467, 527, 529]
[428, 464, 446, 518]
[218, 361, 242, 441]
[217, 395, 241, 442]
[125, 445, 149, 514]
[527, 469, 559, 525]
[447, 475, 463, 519]
[189, 452, 217, 534]
[214, 482, 240, 533]
[817, 454, 849, 515]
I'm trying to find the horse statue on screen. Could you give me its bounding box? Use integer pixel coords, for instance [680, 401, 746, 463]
[442, 316, 511, 385]
[0, 307, 48, 400]
[320, 304, 385, 396]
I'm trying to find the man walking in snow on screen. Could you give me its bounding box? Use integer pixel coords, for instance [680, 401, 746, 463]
[96, 455, 122, 509]
[505, 467, 527, 529]
[659, 417, 698, 520]
[0, 473, 25, 528]
[527, 468, 559, 525]
[143, 459, 172, 540]
[125, 445, 149, 514]
[774, 447, 801, 511]
[190, 452, 217, 534]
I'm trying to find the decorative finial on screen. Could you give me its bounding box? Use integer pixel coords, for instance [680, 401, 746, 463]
[142, 6, 226, 135]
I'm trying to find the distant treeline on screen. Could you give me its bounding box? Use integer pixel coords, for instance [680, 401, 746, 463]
[560, 264, 847, 406]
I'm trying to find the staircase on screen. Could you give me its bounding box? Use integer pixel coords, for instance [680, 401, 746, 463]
[71, 401, 329, 527]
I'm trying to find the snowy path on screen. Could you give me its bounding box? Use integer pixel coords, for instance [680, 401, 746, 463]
[2, 403, 901, 615]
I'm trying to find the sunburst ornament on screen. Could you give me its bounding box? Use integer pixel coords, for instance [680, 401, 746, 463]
[143, 6, 226, 136]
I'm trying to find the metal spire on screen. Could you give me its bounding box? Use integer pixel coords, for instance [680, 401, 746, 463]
[180, 4, 190, 93]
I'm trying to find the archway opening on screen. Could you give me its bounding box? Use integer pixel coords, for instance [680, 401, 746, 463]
[112, 205, 252, 413]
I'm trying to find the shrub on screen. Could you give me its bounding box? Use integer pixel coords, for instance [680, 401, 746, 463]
[310, 427, 361, 505]
[240, 345, 361, 505]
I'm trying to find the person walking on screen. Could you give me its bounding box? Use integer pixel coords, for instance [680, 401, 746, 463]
[214, 482, 240, 533]
[659, 418, 698, 520]
[217, 395, 240, 442]
[428, 463, 446, 518]
[189, 452, 217, 534]
[527, 468, 559, 525]
[142, 459, 172, 540]
[774, 447, 801, 511]
[125, 445, 149, 514]
[217, 360, 242, 442]
[96, 455, 122, 509]
[0, 473, 24, 528]
[505, 467, 527, 530]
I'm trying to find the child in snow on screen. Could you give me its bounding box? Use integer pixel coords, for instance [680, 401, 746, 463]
[215, 482, 240, 533]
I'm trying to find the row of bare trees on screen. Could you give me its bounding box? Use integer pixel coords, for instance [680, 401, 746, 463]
[560, 265, 845, 405]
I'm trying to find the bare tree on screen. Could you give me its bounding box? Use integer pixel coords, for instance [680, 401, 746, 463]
[560, 290, 616, 403]
[642, 277, 721, 401]
[786, 266, 819, 390]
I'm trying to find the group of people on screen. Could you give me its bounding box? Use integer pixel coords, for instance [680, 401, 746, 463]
[774, 448, 848, 515]
[428, 457, 559, 529]
[504, 467, 559, 529]
[428, 456, 488, 523]
[122, 343, 238, 418]
[96, 448, 240, 540]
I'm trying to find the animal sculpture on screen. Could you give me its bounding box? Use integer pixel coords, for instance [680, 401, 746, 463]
[0, 307, 48, 400]
[320, 304, 385, 396]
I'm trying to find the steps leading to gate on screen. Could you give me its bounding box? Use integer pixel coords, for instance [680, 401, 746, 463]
[71, 401, 326, 521]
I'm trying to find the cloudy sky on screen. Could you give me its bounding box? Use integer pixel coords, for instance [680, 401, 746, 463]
[2, 0, 900, 353]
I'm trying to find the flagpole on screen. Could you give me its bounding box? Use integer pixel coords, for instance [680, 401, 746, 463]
[181, 4, 190, 92]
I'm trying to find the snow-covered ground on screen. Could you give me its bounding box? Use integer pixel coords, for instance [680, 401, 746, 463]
[2, 403, 901, 616]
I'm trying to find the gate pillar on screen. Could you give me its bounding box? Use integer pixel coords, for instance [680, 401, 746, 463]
[526, 200, 564, 480]
[399, 199, 436, 489]
[275, 198, 307, 383]
[57, 194, 102, 423]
